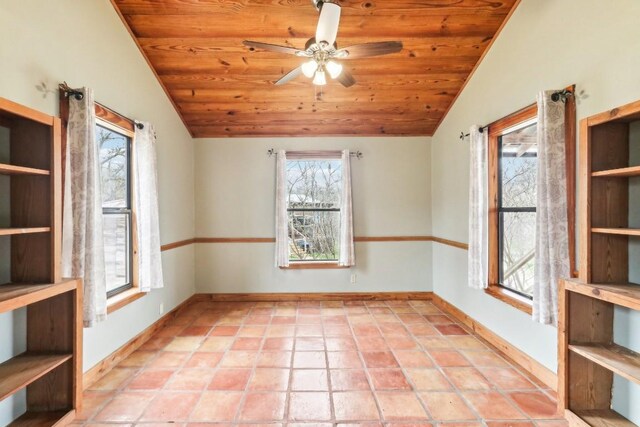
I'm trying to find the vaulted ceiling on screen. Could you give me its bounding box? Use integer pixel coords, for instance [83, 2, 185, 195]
[111, 0, 519, 137]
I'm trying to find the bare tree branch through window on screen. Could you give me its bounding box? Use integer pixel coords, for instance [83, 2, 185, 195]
[286, 159, 342, 261]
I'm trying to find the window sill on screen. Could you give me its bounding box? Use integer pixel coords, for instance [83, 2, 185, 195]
[107, 288, 145, 314]
[485, 286, 532, 315]
[281, 262, 349, 270]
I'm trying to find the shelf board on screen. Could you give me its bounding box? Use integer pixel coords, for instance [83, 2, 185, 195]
[0, 279, 79, 313]
[561, 279, 640, 310]
[0, 163, 49, 176]
[591, 227, 640, 237]
[592, 165, 640, 178]
[0, 353, 73, 401]
[569, 343, 640, 385]
[568, 409, 636, 427]
[9, 410, 75, 427]
[0, 227, 51, 236]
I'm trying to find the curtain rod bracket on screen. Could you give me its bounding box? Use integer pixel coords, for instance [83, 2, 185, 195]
[551, 89, 573, 103]
[58, 82, 84, 100]
[59, 82, 145, 129]
[460, 126, 486, 142]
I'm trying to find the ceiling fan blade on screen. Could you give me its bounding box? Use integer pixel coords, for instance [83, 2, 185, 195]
[335, 41, 403, 59]
[336, 68, 356, 88]
[275, 66, 303, 85]
[243, 40, 306, 56]
[315, 2, 341, 46]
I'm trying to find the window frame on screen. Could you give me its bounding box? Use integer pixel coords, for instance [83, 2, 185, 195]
[94, 106, 142, 312]
[487, 96, 576, 314]
[282, 155, 347, 269]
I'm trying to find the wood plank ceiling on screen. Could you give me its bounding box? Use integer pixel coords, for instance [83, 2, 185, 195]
[111, 0, 519, 137]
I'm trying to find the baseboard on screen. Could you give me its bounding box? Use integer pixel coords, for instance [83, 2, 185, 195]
[431, 293, 557, 390]
[82, 295, 196, 389]
[192, 291, 434, 302]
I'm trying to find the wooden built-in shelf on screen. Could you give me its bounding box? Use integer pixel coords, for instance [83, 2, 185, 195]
[567, 409, 636, 427]
[591, 227, 640, 237]
[0, 353, 73, 401]
[0, 279, 80, 314]
[9, 410, 76, 427]
[561, 279, 640, 310]
[560, 98, 640, 427]
[569, 343, 640, 385]
[591, 165, 640, 178]
[0, 227, 51, 236]
[0, 163, 50, 176]
[1, 97, 79, 427]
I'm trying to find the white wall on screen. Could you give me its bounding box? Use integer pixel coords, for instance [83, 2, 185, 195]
[194, 137, 432, 293]
[0, 1, 195, 424]
[429, 0, 640, 422]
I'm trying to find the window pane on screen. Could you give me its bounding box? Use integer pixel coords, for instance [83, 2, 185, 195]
[286, 160, 342, 208]
[285, 158, 343, 262]
[97, 125, 129, 208]
[288, 210, 340, 261]
[500, 122, 537, 208]
[103, 213, 130, 293]
[500, 211, 535, 298]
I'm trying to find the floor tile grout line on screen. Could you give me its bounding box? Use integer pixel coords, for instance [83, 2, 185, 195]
[420, 303, 535, 422]
[409, 300, 523, 424]
[90, 310, 198, 423]
[323, 310, 337, 424]
[350, 302, 389, 423]
[410, 300, 522, 424]
[79, 299, 566, 426]
[233, 302, 273, 423]
[185, 302, 250, 423]
[283, 304, 299, 423]
[368, 300, 437, 423]
[175, 304, 223, 424]
[144, 320, 206, 424]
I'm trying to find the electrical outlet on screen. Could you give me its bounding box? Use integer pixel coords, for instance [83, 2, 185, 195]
[350, 273, 357, 284]
[159, 303, 164, 315]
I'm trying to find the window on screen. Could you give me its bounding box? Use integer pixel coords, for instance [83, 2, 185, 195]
[286, 158, 342, 263]
[487, 97, 576, 313]
[95, 118, 136, 299]
[497, 119, 537, 299]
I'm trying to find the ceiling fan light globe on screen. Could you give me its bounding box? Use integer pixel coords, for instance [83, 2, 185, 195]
[313, 70, 327, 86]
[301, 60, 318, 78]
[326, 60, 343, 79]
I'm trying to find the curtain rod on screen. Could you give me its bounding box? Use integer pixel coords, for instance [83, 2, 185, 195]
[58, 82, 145, 129]
[267, 149, 363, 159]
[459, 88, 574, 142]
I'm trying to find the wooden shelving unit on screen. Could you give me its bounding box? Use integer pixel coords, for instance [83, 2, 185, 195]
[559, 99, 640, 427]
[591, 228, 640, 236]
[591, 165, 640, 178]
[0, 228, 51, 236]
[0, 163, 50, 176]
[0, 97, 81, 427]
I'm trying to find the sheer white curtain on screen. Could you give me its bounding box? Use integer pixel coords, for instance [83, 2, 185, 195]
[468, 125, 489, 289]
[274, 149, 289, 267]
[533, 90, 570, 325]
[339, 149, 355, 267]
[61, 87, 107, 327]
[134, 123, 164, 292]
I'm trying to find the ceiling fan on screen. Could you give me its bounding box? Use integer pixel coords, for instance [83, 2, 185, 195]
[243, 0, 403, 87]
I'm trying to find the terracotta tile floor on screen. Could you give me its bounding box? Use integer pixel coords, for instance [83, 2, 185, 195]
[76, 299, 567, 427]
